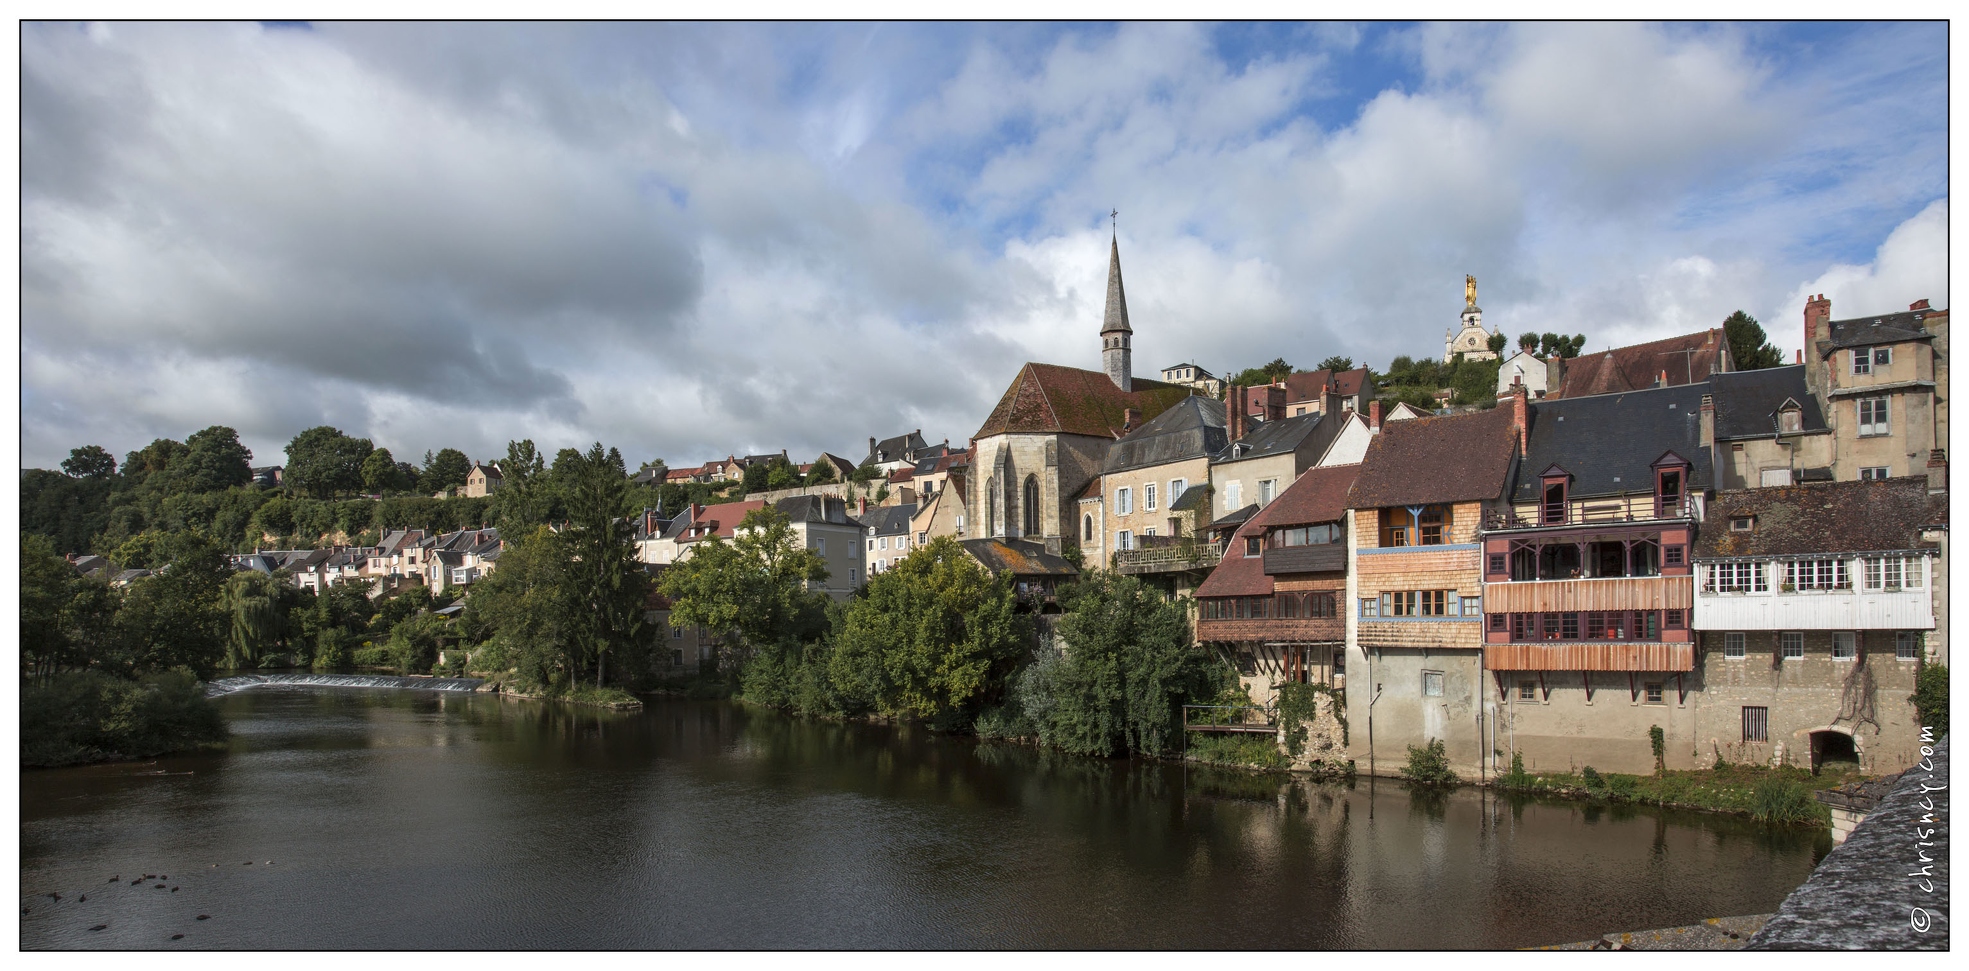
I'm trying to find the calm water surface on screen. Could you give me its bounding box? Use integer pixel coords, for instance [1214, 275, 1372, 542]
[20, 688, 1829, 949]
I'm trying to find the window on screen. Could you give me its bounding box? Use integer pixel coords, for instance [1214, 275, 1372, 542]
[1541, 480, 1567, 525]
[868, 539, 876, 551]
[1023, 476, 1040, 536]
[1224, 482, 1241, 510]
[1116, 487, 1132, 515]
[1706, 562, 1767, 593]
[1419, 590, 1448, 616]
[1779, 407, 1803, 433]
[1083, 515, 1094, 542]
[1169, 478, 1187, 503]
[1144, 482, 1157, 512]
[1644, 682, 1664, 704]
[1874, 346, 1893, 368]
[1781, 632, 1804, 660]
[1858, 397, 1890, 436]
[1832, 632, 1856, 660]
[1359, 597, 1379, 618]
[1519, 681, 1537, 701]
[1664, 609, 1683, 629]
[1387, 592, 1420, 617]
[817, 538, 826, 556]
[1143, 527, 1156, 538]
[1663, 545, 1683, 566]
[1743, 706, 1769, 742]
[1489, 612, 1507, 631]
[1116, 530, 1133, 551]
[897, 536, 908, 550]
[849, 567, 857, 583]
[1461, 596, 1482, 617]
[917, 532, 928, 545]
[1897, 632, 1921, 661]
[1418, 505, 1448, 545]
[1259, 479, 1277, 506]
[879, 536, 889, 550]
[1730, 516, 1754, 532]
[672, 649, 684, 667]
[1245, 536, 1262, 557]
[1380, 510, 1410, 547]
[1422, 671, 1444, 697]
[1489, 553, 1506, 574]
[1786, 559, 1848, 590]
[1860, 466, 1891, 480]
[1852, 348, 1872, 375]
[1724, 632, 1746, 658]
[1863, 556, 1906, 590]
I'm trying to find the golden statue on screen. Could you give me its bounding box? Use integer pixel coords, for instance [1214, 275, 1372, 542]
[1465, 274, 1477, 307]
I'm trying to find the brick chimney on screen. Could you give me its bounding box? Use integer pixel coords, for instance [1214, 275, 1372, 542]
[1122, 407, 1141, 434]
[1803, 293, 1832, 393]
[1795, 348, 1803, 364]
[1911, 298, 1931, 312]
[1928, 449, 1947, 494]
[1698, 394, 1715, 449]
[1519, 335, 1538, 354]
[1368, 399, 1382, 430]
[1510, 385, 1529, 454]
[1226, 385, 1247, 441]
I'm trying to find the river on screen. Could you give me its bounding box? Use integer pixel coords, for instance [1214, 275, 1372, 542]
[20, 686, 1830, 949]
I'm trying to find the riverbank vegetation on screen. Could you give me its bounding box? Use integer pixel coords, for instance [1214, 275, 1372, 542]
[1493, 753, 1832, 826]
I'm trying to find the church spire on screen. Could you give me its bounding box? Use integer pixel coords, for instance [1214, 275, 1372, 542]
[1101, 227, 1132, 391]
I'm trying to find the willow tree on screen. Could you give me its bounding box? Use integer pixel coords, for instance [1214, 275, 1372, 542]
[224, 571, 287, 670]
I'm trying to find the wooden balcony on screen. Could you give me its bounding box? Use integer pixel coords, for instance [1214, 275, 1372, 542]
[1114, 538, 1223, 575]
[1485, 494, 1700, 531]
[1485, 641, 1695, 672]
[1262, 544, 1345, 575]
[1485, 575, 1692, 613]
[1197, 617, 1344, 644]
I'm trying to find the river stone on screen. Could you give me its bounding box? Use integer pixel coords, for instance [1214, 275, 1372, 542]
[1748, 735, 1948, 950]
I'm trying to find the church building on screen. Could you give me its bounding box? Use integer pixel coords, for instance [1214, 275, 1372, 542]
[968, 235, 1196, 555]
[1444, 274, 1502, 363]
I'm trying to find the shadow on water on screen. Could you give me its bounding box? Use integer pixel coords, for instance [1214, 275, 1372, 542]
[21, 692, 1828, 950]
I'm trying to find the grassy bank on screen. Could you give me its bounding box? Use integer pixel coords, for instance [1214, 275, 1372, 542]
[22, 669, 230, 767]
[1494, 758, 1834, 827]
[490, 680, 645, 710]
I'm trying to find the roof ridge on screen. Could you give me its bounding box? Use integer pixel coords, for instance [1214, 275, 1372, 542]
[1029, 362, 1064, 433]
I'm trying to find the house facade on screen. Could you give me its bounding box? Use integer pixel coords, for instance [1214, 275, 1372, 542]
[1160, 362, 1223, 398]
[1208, 404, 1338, 521]
[1195, 463, 1359, 707]
[1692, 476, 1941, 773]
[1708, 364, 1835, 490]
[1280, 367, 1372, 418]
[1090, 396, 1225, 570]
[1346, 400, 1523, 779]
[464, 462, 503, 497]
[1479, 383, 1709, 775]
[776, 495, 865, 599]
[1803, 295, 1949, 482]
[859, 502, 917, 576]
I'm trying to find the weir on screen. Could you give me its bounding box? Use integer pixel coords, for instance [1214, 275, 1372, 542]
[206, 673, 485, 696]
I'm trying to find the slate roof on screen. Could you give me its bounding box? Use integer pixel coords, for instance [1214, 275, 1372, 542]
[863, 431, 928, 466]
[1102, 396, 1229, 474]
[1210, 503, 1260, 531]
[1552, 328, 1729, 399]
[774, 495, 851, 525]
[1249, 464, 1360, 528]
[857, 503, 917, 536]
[1194, 514, 1271, 598]
[1511, 383, 1713, 502]
[812, 452, 858, 478]
[958, 538, 1079, 577]
[1709, 365, 1828, 441]
[1349, 405, 1519, 509]
[1217, 411, 1329, 465]
[974, 363, 1193, 439]
[1101, 237, 1132, 335]
[1819, 308, 1941, 356]
[1694, 477, 1943, 560]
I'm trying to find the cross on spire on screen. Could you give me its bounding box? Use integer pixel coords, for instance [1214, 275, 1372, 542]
[1111, 208, 1118, 238]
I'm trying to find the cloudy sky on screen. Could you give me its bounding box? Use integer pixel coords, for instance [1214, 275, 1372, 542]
[19, 21, 1949, 472]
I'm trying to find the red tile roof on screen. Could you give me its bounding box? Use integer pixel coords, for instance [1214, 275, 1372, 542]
[1348, 406, 1519, 509]
[974, 363, 1195, 439]
[1281, 367, 1369, 403]
[1249, 464, 1361, 529]
[1194, 515, 1272, 598]
[1552, 328, 1729, 399]
[681, 500, 768, 541]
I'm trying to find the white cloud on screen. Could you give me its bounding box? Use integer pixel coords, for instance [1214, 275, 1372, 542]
[1780, 199, 1949, 351]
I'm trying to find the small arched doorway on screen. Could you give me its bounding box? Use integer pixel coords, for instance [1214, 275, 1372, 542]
[1808, 729, 1860, 775]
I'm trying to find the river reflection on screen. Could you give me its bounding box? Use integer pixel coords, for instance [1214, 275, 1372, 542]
[20, 688, 1828, 949]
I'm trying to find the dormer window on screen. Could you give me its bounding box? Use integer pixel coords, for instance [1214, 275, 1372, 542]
[1652, 451, 1690, 518]
[1730, 516, 1754, 532]
[1778, 400, 1803, 433]
[1538, 465, 1570, 525]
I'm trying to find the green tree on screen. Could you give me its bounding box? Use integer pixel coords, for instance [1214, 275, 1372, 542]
[174, 426, 254, 493]
[806, 459, 838, 485]
[1230, 357, 1294, 386]
[1539, 333, 1587, 359]
[122, 438, 190, 491]
[1317, 355, 1354, 372]
[464, 526, 569, 684]
[22, 532, 77, 681]
[766, 461, 799, 491]
[1723, 310, 1785, 370]
[557, 443, 649, 686]
[223, 570, 287, 670]
[285, 426, 374, 499]
[492, 439, 551, 529]
[361, 447, 408, 494]
[62, 445, 117, 479]
[1018, 572, 1229, 758]
[829, 537, 1028, 722]
[850, 459, 882, 484]
[112, 531, 232, 677]
[419, 447, 472, 495]
[660, 506, 830, 658]
[1487, 333, 1509, 357]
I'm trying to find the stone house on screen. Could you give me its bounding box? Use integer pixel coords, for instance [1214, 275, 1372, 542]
[1692, 476, 1943, 774]
[463, 461, 503, 497]
[1495, 336, 1556, 398]
[1280, 366, 1372, 418]
[1160, 362, 1223, 398]
[1345, 399, 1524, 780]
[1802, 295, 1949, 482]
[1195, 462, 1360, 707]
[1479, 382, 1710, 776]
[857, 501, 917, 577]
[1708, 364, 1835, 490]
[1090, 395, 1226, 569]
[1208, 392, 1343, 522]
[776, 495, 865, 599]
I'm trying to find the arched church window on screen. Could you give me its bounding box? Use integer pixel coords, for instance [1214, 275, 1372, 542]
[985, 477, 996, 536]
[1083, 514, 1093, 542]
[1023, 476, 1041, 537]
